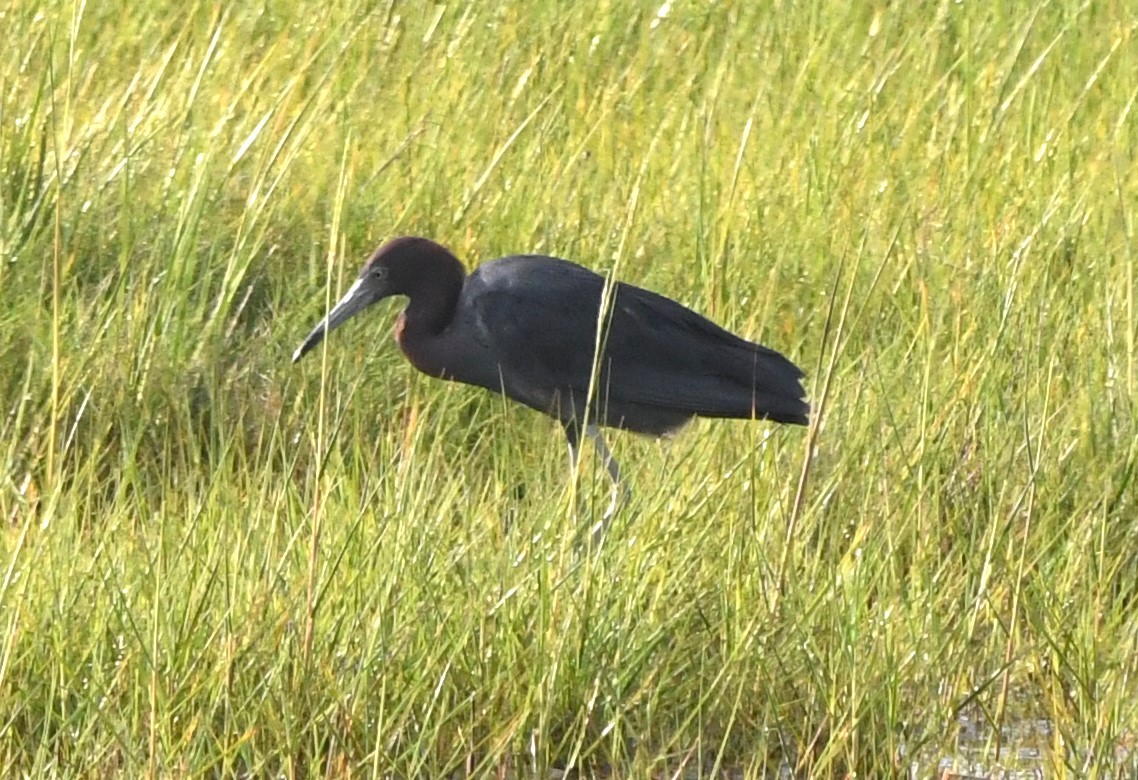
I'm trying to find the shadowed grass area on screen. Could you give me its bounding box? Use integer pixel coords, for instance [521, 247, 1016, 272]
[2, 0, 1136, 776]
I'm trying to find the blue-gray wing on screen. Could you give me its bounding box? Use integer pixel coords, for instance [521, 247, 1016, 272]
[465, 255, 809, 428]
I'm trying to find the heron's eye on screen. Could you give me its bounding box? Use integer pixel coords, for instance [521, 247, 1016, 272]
[370, 267, 387, 280]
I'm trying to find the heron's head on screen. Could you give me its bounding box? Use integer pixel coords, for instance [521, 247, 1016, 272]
[291, 237, 461, 363]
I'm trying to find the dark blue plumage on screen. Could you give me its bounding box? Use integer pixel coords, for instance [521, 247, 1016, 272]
[293, 236, 808, 500]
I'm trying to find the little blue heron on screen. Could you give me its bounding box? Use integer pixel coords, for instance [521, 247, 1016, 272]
[293, 237, 809, 522]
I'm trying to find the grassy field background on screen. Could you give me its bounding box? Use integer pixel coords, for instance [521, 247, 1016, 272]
[2, 0, 1136, 777]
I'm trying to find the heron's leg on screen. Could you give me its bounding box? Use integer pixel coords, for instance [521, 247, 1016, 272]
[584, 424, 631, 538]
[561, 421, 622, 547]
[561, 420, 595, 552]
[584, 423, 622, 486]
[564, 419, 582, 472]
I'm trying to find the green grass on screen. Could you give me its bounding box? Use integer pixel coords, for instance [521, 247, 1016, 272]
[2, 0, 1137, 776]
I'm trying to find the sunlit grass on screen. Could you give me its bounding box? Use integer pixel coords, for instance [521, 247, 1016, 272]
[1, 0, 1136, 777]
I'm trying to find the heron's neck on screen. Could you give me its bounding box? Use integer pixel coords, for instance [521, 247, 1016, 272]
[403, 266, 463, 336]
[392, 250, 467, 375]
[395, 304, 458, 380]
